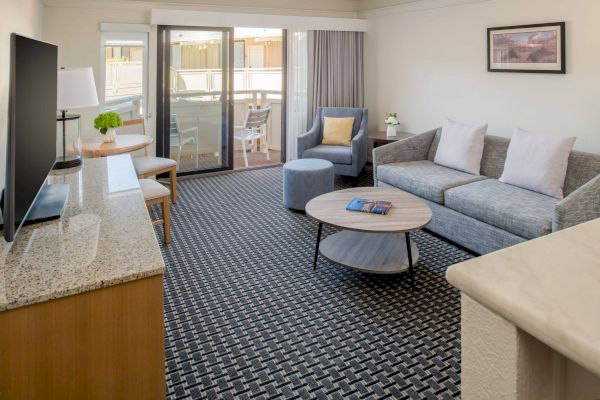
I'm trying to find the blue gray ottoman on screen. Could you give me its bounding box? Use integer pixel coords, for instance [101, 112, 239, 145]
[283, 159, 334, 211]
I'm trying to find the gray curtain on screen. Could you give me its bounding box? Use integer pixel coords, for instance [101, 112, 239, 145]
[307, 30, 364, 126]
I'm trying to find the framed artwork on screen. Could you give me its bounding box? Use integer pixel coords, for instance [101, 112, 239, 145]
[487, 22, 566, 74]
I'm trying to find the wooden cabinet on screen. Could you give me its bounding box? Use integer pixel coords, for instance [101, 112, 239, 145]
[0, 275, 165, 400]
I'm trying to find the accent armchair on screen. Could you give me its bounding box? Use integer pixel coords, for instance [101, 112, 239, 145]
[297, 107, 368, 178]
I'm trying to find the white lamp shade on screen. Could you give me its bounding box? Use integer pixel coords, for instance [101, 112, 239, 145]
[57, 67, 99, 110]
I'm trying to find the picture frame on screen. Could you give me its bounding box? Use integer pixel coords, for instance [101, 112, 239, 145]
[487, 22, 566, 74]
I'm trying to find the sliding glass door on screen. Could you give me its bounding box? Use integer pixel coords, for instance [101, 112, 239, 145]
[157, 26, 233, 175]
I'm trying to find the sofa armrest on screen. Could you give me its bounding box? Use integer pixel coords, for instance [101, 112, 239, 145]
[296, 122, 320, 159]
[372, 128, 438, 183]
[351, 113, 369, 172]
[553, 174, 600, 231]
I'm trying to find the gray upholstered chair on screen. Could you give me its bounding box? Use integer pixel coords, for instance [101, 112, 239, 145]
[297, 107, 368, 178]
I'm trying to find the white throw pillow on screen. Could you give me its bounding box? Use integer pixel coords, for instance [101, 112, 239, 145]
[434, 118, 488, 175]
[499, 128, 576, 199]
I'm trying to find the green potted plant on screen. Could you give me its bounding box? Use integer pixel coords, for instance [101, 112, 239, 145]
[94, 111, 122, 143]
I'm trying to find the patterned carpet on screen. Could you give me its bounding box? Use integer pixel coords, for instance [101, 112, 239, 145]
[158, 165, 472, 399]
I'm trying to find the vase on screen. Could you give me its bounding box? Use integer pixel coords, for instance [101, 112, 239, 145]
[386, 124, 397, 137]
[101, 128, 117, 143]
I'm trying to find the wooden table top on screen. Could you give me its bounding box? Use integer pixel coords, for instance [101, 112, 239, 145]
[306, 187, 432, 233]
[81, 134, 153, 158]
[368, 130, 414, 142]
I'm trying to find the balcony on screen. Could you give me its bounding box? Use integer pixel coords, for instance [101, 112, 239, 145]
[105, 66, 283, 171]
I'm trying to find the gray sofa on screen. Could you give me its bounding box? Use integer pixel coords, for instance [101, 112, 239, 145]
[297, 107, 368, 178]
[373, 128, 600, 254]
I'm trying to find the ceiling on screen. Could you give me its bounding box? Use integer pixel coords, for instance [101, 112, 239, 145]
[41, 0, 423, 14]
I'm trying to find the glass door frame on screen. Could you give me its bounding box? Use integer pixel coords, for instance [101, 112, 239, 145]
[156, 25, 234, 176]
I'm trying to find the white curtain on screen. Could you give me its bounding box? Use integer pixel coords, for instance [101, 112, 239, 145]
[286, 30, 308, 161]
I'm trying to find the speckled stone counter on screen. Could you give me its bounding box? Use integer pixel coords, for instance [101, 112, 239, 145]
[446, 219, 600, 399]
[0, 154, 165, 311]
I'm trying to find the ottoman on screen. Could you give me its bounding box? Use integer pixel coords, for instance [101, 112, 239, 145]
[283, 159, 335, 211]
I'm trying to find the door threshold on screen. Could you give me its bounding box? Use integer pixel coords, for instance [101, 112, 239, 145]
[167, 163, 283, 181]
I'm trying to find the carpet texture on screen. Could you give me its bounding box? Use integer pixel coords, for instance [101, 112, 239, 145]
[158, 166, 472, 399]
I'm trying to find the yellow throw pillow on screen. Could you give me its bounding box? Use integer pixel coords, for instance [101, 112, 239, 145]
[321, 117, 354, 147]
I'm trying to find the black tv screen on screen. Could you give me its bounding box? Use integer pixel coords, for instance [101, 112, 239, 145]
[4, 34, 58, 241]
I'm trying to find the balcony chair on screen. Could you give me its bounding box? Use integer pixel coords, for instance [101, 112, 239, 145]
[118, 118, 177, 204]
[234, 107, 271, 168]
[297, 107, 368, 178]
[170, 114, 199, 171]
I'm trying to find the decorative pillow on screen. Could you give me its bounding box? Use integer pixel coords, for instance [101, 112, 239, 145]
[321, 117, 354, 147]
[434, 118, 488, 175]
[499, 128, 576, 199]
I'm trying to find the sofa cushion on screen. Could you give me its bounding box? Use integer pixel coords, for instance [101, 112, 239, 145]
[321, 117, 354, 146]
[320, 107, 365, 138]
[433, 118, 487, 175]
[303, 144, 352, 165]
[499, 128, 576, 199]
[445, 179, 558, 239]
[376, 160, 486, 204]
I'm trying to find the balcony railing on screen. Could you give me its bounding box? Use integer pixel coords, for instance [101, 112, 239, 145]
[171, 67, 282, 93]
[104, 65, 283, 158]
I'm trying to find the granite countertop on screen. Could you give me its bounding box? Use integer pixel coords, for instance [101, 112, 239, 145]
[446, 218, 600, 377]
[0, 155, 165, 312]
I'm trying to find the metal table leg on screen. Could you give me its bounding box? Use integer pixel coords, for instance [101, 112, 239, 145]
[313, 223, 323, 270]
[405, 232, 415, 291]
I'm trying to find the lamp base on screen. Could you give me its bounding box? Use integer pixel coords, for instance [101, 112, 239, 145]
[54, 156, 82, 170]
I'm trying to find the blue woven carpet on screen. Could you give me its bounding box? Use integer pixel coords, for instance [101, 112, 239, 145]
[157, 166, 471, 399]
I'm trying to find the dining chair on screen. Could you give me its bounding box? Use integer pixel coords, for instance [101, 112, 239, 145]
[119, 118, 177, 204]
[234, 107, 271, 168]
[170, 114, 199, 170]
[139, 178, 171, 244]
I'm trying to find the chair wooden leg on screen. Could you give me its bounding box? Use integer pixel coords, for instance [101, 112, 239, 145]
[162, 196, 171, 244]
[169, 167, 177, 204]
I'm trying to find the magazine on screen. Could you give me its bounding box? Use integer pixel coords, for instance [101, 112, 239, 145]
[346, 198, 392, 215]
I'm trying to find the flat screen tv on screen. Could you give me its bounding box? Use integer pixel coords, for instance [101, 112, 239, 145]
[3, 34, 65, 242]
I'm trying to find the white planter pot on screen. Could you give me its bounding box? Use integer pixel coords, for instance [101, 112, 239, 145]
[386, 124, 397, 137]
[101, 128, 117, 143]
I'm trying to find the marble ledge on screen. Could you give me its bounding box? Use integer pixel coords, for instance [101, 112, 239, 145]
[0, 155, 165, 312]
[446, 218, 600, 377]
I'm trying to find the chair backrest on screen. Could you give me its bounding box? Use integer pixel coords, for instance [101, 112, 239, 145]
[427, 128, 600, 196]
[169, 115, 178, 133]
[243, 108, 271, 131]
[115, 118, 147, 156]
[166, 115, 183, 150]
[314, 107, 367, 139]
[117, 118, 146, 135]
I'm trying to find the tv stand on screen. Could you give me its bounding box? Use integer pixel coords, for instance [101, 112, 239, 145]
[23, 183, 69, 226]
[0, 155, 166, 399]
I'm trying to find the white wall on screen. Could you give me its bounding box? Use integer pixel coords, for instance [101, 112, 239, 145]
[365, 0, 600, 153]
[0, 0, 45, 192]
[42, 3, 363, 158]
[43, 7, 154, 151]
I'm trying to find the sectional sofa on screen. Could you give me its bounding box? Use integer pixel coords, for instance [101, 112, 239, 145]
[373, 128, 600, 254]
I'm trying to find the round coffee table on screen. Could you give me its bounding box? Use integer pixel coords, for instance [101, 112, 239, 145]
[306, 187, 432, 288]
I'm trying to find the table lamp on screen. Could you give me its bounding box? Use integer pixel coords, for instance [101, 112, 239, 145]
[56, 67, 99, 169]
